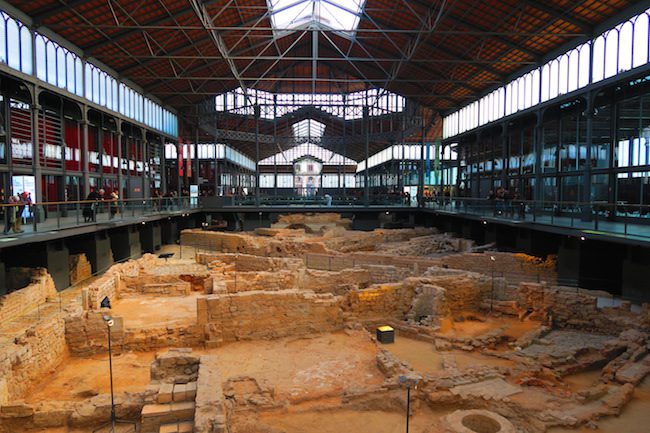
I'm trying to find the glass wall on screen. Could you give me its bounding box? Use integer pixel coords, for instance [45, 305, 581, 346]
[0, 8, 178, 138]
[443, 7, 650, 140]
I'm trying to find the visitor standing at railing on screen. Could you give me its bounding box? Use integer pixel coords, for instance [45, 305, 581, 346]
[10, 195, 24, 233]
[109, 191, 119, 219]
[83, 188, 104, 223]
[486, 189, 496, 215]
[3, 196, 17, 234]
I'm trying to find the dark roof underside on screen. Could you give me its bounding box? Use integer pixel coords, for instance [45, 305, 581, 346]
[9, 0, 642, 115]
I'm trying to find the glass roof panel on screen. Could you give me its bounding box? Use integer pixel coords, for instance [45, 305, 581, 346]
[292, 119, 326, 138]
[268, 0, 365, 36]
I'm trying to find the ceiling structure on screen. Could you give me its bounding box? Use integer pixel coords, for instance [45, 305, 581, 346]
[9, 0, 643, 115]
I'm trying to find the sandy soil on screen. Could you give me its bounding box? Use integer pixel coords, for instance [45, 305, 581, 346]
[548, 377, 650, 433]
[562, 369, 603, 392]
[110, 294, 198, 328]
[258, 406, 446, 433]
[27, 426, 135, 433]
[27, 427, 135, 433]
[25, 352, 155, 403]
[197, 331, 385, 402]
[385, 335, 515, 374]
[438, 316, 539, 340]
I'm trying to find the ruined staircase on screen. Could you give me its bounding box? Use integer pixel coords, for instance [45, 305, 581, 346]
[140, 382, 197, 433]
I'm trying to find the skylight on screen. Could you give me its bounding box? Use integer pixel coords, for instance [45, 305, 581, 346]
[268, 0, 365, 36]
[259, 143, 357, 166]
[292, 119, 326, 138]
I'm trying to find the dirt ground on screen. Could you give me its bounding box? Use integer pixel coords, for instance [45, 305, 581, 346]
[437, 315, 539, 340]
[24, 331, 383, 406]
[384, 334, 515, 374]
[110, 294, 198, 328]
[257, 406, 446, 433]
[548, 377, 650, 433]
[25, 352, 155, 403]
[197, 330, 385, 403]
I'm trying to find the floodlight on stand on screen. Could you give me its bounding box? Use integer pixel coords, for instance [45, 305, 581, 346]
[92, 315, 136, 433]
[103, 315, 114, 328]
[398, 374, 421, 433]
[490, 256, 496, 313]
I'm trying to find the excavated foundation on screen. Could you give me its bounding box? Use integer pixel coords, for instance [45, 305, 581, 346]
[0, 213, 648, 433]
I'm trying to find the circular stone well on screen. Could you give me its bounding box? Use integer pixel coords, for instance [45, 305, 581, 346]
[442, 409, 516, 433]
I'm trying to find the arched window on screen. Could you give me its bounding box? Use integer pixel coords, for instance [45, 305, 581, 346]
[549, 59, 559, 99]
[0, 17, 6, 64]
[567, 49, 579, 92]
[66, 52, 75, 93]
[6, 17, 20, 70]
[92, 67, 100, 103]
[56, 47, 66, 88]
[592, 35, 605, 82]
[633, 13, 649, 68]
[75, 58, 83, 96]
[46, 42, 57, 85]
[559, 55, 569, 95]
[541, 64, 550, 102]
[35, 35, 47, 81]
[604, 29, 619, 78]
[531, 69, 540, 105]
[619, 21, 633, 72]
[85, 63, 93, 100]
[578, 44, 590, 87]
[20, 26, 31, 74]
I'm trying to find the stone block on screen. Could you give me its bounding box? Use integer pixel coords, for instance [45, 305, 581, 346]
[0, 403, 34, 418]
[158, 384, 174, 404]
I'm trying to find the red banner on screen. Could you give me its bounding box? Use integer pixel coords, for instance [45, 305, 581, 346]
[178, 138, 183, 177]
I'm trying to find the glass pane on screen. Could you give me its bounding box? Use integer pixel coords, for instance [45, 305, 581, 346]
[66, 53, 75, 93]
[619, 22, 633, 72]
[20, 26, 31, 74]
[633, 14, 649, 68]
[604, 30, 619, 78]
[57, 48, 66, 88]
[35, 36, 46, 81]
[6, 18, 20, 70]
[592, 35, 605, 82]
[0, 17, 6, 64]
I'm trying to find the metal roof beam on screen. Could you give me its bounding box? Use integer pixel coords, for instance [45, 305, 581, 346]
[520, 0, 592, 32]
[84, 0, 222, 52]
[443, 13, 539, 60]
[32, 0, 88, 24]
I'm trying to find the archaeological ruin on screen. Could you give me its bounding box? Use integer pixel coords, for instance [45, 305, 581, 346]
[0, 214, 648, 433]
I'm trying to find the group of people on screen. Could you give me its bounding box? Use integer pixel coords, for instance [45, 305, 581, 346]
[82, 189, 119, 223]
[486, 187, 524, 218]
[2, 192, 32, 234]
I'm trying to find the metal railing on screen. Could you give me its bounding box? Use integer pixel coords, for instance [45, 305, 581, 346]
[424, 197, 650, 239]
[227, 194, 413, 207]
[3, 192, 650, 242]
[0, 196, 199, 237]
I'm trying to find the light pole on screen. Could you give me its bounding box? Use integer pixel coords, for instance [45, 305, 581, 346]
[399, 374, 421, 433]
[490, 255, 496, 313]
[92, 315, 136, 433]
[105, 315, 116, 431]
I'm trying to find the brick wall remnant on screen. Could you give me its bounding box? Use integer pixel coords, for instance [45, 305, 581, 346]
[198, 290, 344, 346]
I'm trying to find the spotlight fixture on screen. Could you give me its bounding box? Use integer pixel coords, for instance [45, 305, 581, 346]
[102, 315, 114, 328]
[580, 236, 585, 241]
